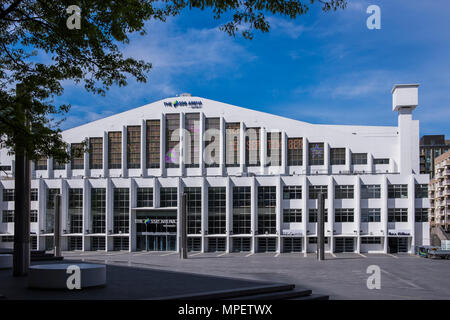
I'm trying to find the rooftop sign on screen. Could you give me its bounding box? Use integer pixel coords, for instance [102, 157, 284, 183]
[164, 100, 203, 108]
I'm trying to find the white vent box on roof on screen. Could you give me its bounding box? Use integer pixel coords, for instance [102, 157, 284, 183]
[392, 84, 419, 111]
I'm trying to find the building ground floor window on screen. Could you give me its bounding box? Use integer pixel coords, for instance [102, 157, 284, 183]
[334, 237, 355, 253]
[207, 237, 226, 252]
[232, 237, 251, 252]
[388, 237, 409, 253]
[257, 237, 277, 252]
[113, 236, 129, 251]
[282, 237, 303, 252]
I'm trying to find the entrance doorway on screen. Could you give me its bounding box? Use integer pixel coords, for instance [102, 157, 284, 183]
[388, 237, 409, 253]
[135, 209, 177, 251]
[137, 235, 176, 251]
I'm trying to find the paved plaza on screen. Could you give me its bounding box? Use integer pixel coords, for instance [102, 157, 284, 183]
[57, 251, 450, 300]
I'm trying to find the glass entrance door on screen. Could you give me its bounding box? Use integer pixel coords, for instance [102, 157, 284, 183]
[137, 235, 176, 251]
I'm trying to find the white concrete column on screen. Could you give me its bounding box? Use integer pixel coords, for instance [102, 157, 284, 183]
[66, 145, 71, 179]
[121, 125, 127, 177]
[60, 179, 69, 235]
[301, 176, 308, 253]
[303, 138, 308, 174]
[251, 176, 257, 253]
[129, 178, 137, 252]
[105, 178, 113, 251]
[153, 178, 159, 208]
[381, 176, 388, 253]
[368, 153, 374, 174]
[281, 131, 287, 175]
[226, 177, 232, 253]
[48, 157, 53, 179]
[82, 178, 90, 251]
[408, 175, 416, 253]
[180, 112, 185, 177]
[201, 178, 208, 253]
[84, 137, 90, 178]
[141, 119, 146, 177]
[345, 147, 351, 173]
[176, 177, 182, 253]
[260, 127, 266, 175]
[240, 122, 246, 174]
[328, 176, 335, 253]
[199, 112, 205, 175]
[219, 116, 225, 176]
[354, 176, 361, 253]
[160, 114, 166, 177]
[276, 176, 282, 253]
[324, 141, 330, 174]
[103, 131, 108, 177]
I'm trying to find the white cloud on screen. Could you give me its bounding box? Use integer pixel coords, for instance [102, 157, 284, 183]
[266, 16, 307, 39]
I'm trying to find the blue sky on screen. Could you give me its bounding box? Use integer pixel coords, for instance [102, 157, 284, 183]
[56, 0, 450, 137]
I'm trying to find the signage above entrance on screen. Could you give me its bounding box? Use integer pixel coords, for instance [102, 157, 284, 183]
[163, 100, 203, 108]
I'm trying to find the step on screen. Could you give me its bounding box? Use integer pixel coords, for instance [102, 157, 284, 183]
[158, 283, 295, 300]
[227, 288, 312, 300]
[31, 250, 46, 256]
[31, 255, 64, 262]
[289, 294, 329, 300]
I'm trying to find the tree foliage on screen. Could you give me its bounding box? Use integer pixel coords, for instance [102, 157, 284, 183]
[0, 0, 346, 162]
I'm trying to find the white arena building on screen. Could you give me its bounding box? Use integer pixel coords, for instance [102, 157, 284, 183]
[0, 84, 430, 254]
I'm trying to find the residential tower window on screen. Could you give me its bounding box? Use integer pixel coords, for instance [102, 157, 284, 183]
[361, 208, 381, 222]
[267, 131, 281, 166]
[208, 187, 226, 234]
[309, 209, 328, 223]
[160, 187, 177, 207]
[361, 184, 381, 199]
[351, 153, 367, 165]
[69, 188, 83, 233]
[257, 186, 276, 234]
[31, 188, 38, 201]
[146, 120, 161, 168]
[108, 131, 122, 169]
[309, 142, 324, 166]
[165, 114, 180, 168]
[53, 158, 65, 170]
[225, 122, 240, 167]
[2, 210, 14, 223]
[388, 208, 408, 222]
[185, 113, 200, 168]
[35, 157, 47, 170]
[245, 127, 260, 167]
[335, 185, 354, 199]
[89, 137, 103, 169]
[205, 118, 220, 168]
[30, 210, 38, 223]
[330, 148, 346, 165]
[374, 158, 389, 164]
[70, 143, 84, 170]
[388, 184, 408, 198]
[91, 188, 106, 233]
[309, 185, 328, 199]
[113, 188, 129, 233]
[415, 184, 428, 198]
[137, 187, 153, 207]
[287, 138, 302, 166]
[127, 126, 141, 169]
[46, 188, 60, 233]
[335, 208, 354, 222]
[415, 208, 428, 222]
[283, 209, 302, 223]
[2, 189, 14, 201]
[283, 186, 302, 199]
[232, 186, 251, 234]
[185, 187, 201, 234]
